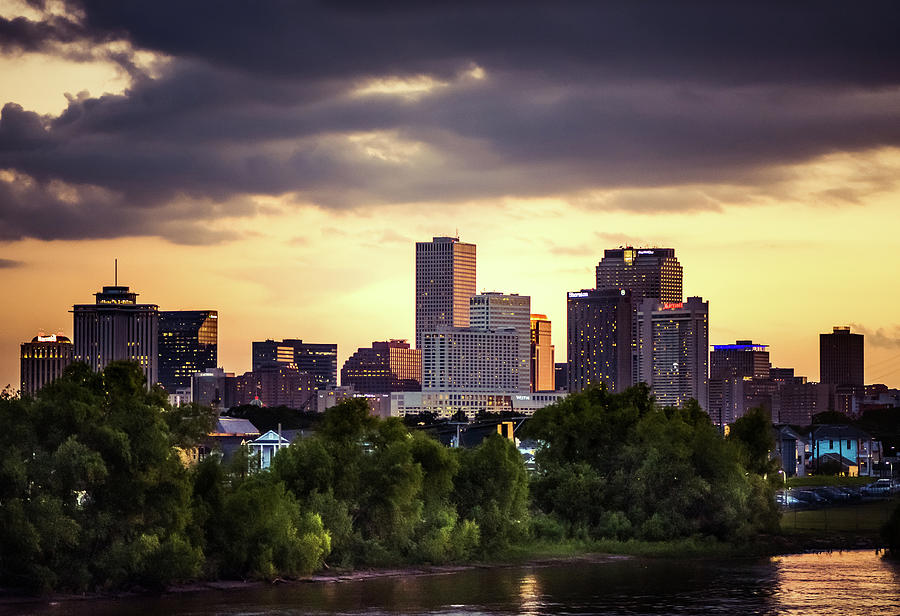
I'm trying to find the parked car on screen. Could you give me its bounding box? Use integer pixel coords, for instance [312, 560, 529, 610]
[776, 491, 803, 508]
[860, 479, 893, 496]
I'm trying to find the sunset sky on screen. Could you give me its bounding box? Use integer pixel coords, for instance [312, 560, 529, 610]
[1, 0, 899, 391]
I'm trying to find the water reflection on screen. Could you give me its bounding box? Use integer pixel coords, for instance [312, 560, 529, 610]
[3, 551, 899, 616]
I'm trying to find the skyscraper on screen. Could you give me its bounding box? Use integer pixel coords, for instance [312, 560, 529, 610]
[566, 288, 633, 394]
[595, 247, 683, 303]
[20, 333, 74, 396]
[469, 292, 531, 392]
[72, 284, 159, 386]
[415, 236, 476, 349]
[530, 314, 555, 392]
[158, 310, 218, 393]
[820, 326, 864, 387]
[341, 339, 422, 393]
[251, 339, 338, 389]
[637, 297, 709, 409]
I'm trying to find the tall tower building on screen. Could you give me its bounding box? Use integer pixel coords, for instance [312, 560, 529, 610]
[158, 310, 218, 393]
[566, 288, 633, 394]
[469, 292, 531, 392]
[251, 339, 338, 389]
[530, 314, 555, 392]
[415, 236, 476, 349]
[596, 247, 683, 303]
[341, 339, 422, 393]
[72, 284, 159, 386]
[638, 297, 709, 410]
[820, 326, 864, 387]
[20, 333, 74, 396]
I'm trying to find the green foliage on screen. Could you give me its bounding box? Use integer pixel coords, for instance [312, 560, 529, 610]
[526, 385, 779, 544]
[728, 407, 779, 477]
[453, 435, 530, 550]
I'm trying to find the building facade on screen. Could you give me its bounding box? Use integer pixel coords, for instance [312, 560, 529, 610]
[530, 314, 555, 392]
[566, 288, 633, 394]
[820, 326, 864, 387]
[415, 236, 476, 349]
[251, 339, 338, 389]
[469, 292, 531, 392]
[636, 297, 709, 409]
[20, 333, 74, 396]
[708, 341, 770, 425]
[595, 247, 683, 303]
[390, 390, 565, 419]
[158, 310, 218, 393]
[341, 339, 421, 393]
[231, 364, 317, 409]
[422, 327, 523, 393]
[72, 284, 159, 386]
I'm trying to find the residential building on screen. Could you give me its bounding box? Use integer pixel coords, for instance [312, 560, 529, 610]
[20, 333, 74, 396]
[595, 247, 683, 303]
[251, 339, 338, 389]
[470, 292, 531, 392]
[809, 425, 881, 476]
[530, 314, 555, 392]
[248, 430, 292, 469]
[566, 288, 633, 394]
[72, 284, 159, 386]
[422, 327, 523, 393]
[415, 236, 476, 349]
[341, 339, 421, 393]
[158, 310, 218, 393]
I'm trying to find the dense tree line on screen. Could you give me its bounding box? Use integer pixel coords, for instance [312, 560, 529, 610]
[0, 364, 778, 594]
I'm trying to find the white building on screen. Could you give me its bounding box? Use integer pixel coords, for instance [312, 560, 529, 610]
[391, 390, 566, 419]
[469, 292, 531, 392]
[422, 327, 524, 393]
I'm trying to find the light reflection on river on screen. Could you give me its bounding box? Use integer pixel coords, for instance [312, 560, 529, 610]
[4, 551, 899, 615]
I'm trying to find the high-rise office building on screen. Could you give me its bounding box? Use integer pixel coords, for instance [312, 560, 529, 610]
[820, 326, 864, 387]
[470, 292, 531, 392]
[158, 310, 218, 393]
[341, 339, 422, 393]
[554, 362, 568, 392]
[72, 284, 159, 386]
[708, 341, 770, 425]
[415, 236, 476, 349]
[530, 314, 555, 392]
[566, 288, 633, 394]
[636, 297, 709, 409]
[20, 333, 74, 396]
[422, 327, 522, 393]
[252, 339, 338, 389]
[595, 247, 683, 303]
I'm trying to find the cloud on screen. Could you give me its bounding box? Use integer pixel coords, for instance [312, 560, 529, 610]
[0, 257, 23, 268]
[851, 324, 900, 349]
[1, 2, 900, 243]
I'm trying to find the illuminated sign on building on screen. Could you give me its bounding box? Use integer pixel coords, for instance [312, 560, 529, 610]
[661, 302, 684, 310]
[568, 292, 589, 298]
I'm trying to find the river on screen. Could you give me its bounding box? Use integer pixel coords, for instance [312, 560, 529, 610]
[5, 550, 899, 615]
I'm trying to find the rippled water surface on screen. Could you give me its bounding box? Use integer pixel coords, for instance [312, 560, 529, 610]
[7, 551, 900, 615]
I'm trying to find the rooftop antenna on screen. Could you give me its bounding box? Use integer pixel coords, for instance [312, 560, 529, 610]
[115, 258, 118, 286]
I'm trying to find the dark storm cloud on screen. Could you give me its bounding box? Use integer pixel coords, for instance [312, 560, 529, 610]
[1, 1, 900, 243]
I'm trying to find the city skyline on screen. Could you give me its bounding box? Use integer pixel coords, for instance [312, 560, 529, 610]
[1, 2, 899, 391]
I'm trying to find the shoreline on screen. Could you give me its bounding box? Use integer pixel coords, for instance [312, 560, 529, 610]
[0, 540, 886, 610]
